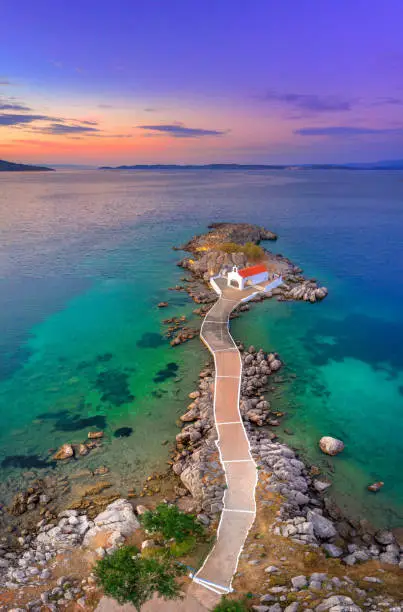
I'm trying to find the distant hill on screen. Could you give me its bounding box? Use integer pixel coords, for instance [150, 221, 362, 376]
[99, 161, 403, 171]
[99, 163, 351, 170]
[0, 159, 54, 172]
[346, 159, 403, 169]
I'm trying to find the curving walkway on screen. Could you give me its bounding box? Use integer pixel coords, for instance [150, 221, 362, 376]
[192, 277, 260, 597]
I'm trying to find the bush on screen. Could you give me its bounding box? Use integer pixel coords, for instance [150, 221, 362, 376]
[213, 596, 249, 611]
[94, 545, 186, 610]
[218, 241, 264, 262]
[169, 535, 197, 557]
[140, 503, 203, 543]
[243, 242, 264, 262]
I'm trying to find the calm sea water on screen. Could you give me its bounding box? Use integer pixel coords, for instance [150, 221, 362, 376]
[1, 169, 402, 527]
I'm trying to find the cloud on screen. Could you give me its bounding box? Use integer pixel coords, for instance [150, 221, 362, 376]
[98, 104, 114, 109]
[137, 123, 227, 138]
[263, 90, 355, 113]
[0, 80, 11, 86]
[0, 102, 31, 111]
[0, 113, 53, 126]
[79, 119, 99, 126]
[144, 107, 157, 112]
[371, 96, 403, 106]
[36, 122, 101, 135]
[294, 126, 403, 136]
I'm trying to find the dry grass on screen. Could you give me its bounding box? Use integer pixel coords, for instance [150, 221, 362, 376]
[231, 469, 403, 607]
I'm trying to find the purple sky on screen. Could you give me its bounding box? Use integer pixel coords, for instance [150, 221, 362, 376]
[1, 1, 403, 164]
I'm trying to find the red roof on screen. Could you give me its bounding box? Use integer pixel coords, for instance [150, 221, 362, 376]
[237, 264, 268, 278]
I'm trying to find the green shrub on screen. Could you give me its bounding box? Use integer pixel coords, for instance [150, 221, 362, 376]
[94, 545, 186, 610]
[219, 241, 241, 254]
[243, 242, 264, 261]
[140, 503, 203, 543]
[169, 535, 196, 557]
[218, 241, 264, 262]
[213, 596, 249, 611]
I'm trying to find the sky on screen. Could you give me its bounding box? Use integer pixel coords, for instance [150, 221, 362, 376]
[1, 0, 403, 165]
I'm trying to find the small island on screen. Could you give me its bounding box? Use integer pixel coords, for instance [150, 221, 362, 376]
[0, 159, 54, 172]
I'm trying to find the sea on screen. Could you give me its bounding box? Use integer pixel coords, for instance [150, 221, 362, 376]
[0, 168, 402, 528]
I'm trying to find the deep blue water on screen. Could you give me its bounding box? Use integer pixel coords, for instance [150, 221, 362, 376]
[1, 169, 402, 527]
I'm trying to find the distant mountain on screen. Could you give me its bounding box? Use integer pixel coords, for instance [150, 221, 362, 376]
[0, 159, 54, 172]
[99, 161, 403, 171]
[99, 163, 352, 171]
[346, 159, 403, 169]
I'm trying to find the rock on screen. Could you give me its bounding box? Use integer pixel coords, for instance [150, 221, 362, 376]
[188, 391, 200, 399]
[94, 465, 109, 475]
[88, 431, 103, 439]
[53, 443, 74, 460]
[269, 359, 282, 372]
[264, 565, 279, 574]
[319, 436, 345, 456]
[322, 543, 343, 558]
[157, 302, 168, 308]
[197, 513, 210, 526]
[307, 510, 337, 540]
[314, 479, 332, 492]
[368, 481, 384, 492]
[310, 573, 327, 582]
[78, 443, 89, 456]
[40, 569, 51, 579]
[180, 464, 204, 500]
[315, 596, 359, 612]
[136, 505, 148, 515]
[285, 604, 299, 612]
[291, 575, 307, 589]
[343, 554, 357, 565]
[363, 576, 383, 583]
[379, 551, 399, 565]
[141, 539, 156, 550]
[83, 498, 140, 549]
[375, 530, 394, 545]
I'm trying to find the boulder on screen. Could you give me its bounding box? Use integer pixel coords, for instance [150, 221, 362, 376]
[319, 436, 345, 456]
[307, 510, 337, 540]
[313, 479, 332, 493]
[316, 596, 360, 612]
[53, 444, 74, 460]
[88, 431, 103, 439]
[291, 575, 307, 589]
[83, 498, 140, 550]
[180, 464, 204, 500]
[368, 481, 384, 492]
[322, 543, 343, 558]
[375, 530, 394, 545]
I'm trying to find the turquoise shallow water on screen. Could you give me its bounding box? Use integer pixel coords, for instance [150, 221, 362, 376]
[1, 169, 402, 527]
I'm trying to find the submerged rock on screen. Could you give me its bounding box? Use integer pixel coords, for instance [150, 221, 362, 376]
[368, 481, 384, 492]
[319, 436, 345, 456]
[88, 431, 103, 439]
[53, 444, 74, 460]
